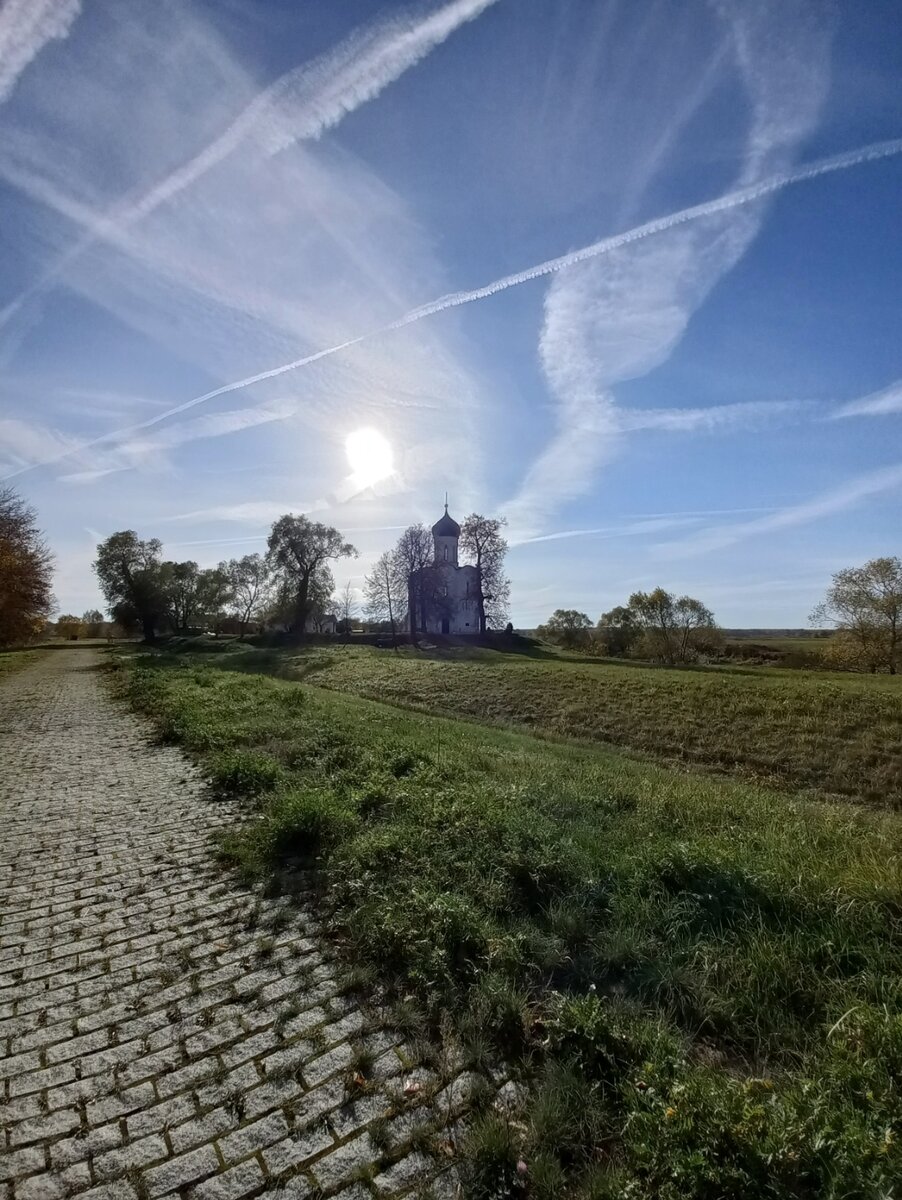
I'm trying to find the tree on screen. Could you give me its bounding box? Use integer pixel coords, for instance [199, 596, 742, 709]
[159, 561, 201, 631]
[0, 486, 54, 646]
[222, 553, 271, 636]
[306, 566, 336, 633]
[82, 608, 105, 638]
[627, 588, 719, 664]
[56, 614, 83, 640]
[335, 580, 358, 635]
[597, 605, 640, 657]
[266, 515, 357, 637]
[93, 531, 163, 643]
[811, 557, 902, 674]
[391, 524, 433, 638]
[364, 551, 403, 644]
[460, 514, 510, 632]
[538, 609, 593, 649]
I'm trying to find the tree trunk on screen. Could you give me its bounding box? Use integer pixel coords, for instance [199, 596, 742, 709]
[141, 615, 156, 643]
[408, 577, 418, 643]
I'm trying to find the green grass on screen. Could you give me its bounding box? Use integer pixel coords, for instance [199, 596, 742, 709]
[113, 651, 902, 1199]
[195, 642, 902, 806]
[0, 648, 38, 678]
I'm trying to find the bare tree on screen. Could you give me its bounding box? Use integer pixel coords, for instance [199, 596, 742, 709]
[391, 524, 432, 639]
[222, 553, 271, 636]
[335, 580, 358, 634]
[364, 551, 403, 644]
[460, 514, 510, 633]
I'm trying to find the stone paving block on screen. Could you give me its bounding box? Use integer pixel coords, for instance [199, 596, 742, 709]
[218, 1110, 289, 1163]
[144, 1143, 221, 1197]
[311, 1132, 378, 1191]
[189, 1159, 265, 1200]
[373, 1151, 433, 1195]
[260, 1125, 335, 1177]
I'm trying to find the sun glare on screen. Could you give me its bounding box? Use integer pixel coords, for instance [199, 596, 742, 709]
[345, 427, 395, 489]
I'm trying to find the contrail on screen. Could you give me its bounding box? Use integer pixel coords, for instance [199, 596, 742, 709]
[4, 135, 901, 483]
[0, 0, 500, 329]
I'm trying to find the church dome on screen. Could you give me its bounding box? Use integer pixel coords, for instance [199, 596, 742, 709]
[432, 505, 460, 537]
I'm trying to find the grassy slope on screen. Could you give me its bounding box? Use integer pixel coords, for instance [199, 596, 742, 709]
[115, 652, 902, 1199]
[0, 648, 38, 678]
[219, 644, 902, 806]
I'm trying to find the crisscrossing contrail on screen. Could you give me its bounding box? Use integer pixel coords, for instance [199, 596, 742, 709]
[4, 135, 901, 482]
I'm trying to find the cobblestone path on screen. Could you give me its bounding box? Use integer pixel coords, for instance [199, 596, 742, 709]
[0, 651, 470, 1200]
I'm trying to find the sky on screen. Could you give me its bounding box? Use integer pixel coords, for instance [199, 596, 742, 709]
[1, 0, 900, 628]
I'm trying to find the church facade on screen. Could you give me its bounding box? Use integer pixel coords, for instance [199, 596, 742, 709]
[410, 506, 480, 635]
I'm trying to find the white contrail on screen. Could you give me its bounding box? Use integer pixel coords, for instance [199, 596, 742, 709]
[0, 0, 80, 103]
[4, 135, 901, 483]
[0, 0, 500, 328]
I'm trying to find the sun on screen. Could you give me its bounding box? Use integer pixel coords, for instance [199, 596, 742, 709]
[345, 427, 395, 489]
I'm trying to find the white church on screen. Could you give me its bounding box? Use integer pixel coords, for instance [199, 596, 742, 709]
[411, 504, 480, 635]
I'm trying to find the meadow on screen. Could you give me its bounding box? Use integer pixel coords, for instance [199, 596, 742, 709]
[113, 648, 902, 1198]
[212, 643, 902, 807]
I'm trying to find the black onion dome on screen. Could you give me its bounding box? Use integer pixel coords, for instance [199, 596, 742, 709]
[432, 507, 460, 537]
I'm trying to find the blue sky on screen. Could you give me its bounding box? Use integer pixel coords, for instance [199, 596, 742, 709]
[1, 0, 900, 627]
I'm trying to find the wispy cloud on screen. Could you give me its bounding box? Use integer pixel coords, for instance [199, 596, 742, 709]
[658, 461, 902, 557]
[616, 399, 810, 433]
[0, 0, 80, 104]
[831, 378, 902, 419]
[505, 0, 835, 535]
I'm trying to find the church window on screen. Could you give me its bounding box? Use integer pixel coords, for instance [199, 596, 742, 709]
[443, 546, 448, 561]
[442, 585, 448, 597]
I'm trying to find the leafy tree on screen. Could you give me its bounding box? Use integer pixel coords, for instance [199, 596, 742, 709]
[221, 553, 271, 636]
[597, 605, 640, 656]
[811, 556, 902, 673]
[306, 566, 337, 633]
[460, 513, 510, 632]
[627, 588, 719, 664]
[364, 551, 403, 643]
[82, 608, 105, 637]
[266, 515, 356, 637]
[159, 561, 201, 631]
[56, 614, 83, 640]
[392, 523, 432, 638]
[93, 531, 163, 643]
[0, 485, 54, 647]
[538, 609, 594, 649]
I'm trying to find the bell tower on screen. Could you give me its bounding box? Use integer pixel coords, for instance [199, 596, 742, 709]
[431, 498, 460, 566]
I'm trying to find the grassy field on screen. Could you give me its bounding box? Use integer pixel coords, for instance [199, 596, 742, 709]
[207, 643, 902, 807]
[0, 648, 38, 678]
[114, 650, 902, 1198]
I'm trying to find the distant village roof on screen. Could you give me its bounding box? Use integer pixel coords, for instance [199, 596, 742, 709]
[431, 502, 460, 538]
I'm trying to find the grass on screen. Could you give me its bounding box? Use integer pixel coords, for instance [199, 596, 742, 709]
[209, 643, 902, 806]
[0, 647, 39, 678]
[112, 651, 902, 1198]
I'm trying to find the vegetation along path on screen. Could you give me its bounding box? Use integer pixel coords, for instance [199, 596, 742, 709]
[0, 651, 466, 1200]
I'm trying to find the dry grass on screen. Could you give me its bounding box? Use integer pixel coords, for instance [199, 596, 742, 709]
[262, 645, 902, 806]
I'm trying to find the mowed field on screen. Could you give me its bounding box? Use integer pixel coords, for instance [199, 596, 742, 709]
[235, 644, 902, 806]
[112, 646, 902, 1198]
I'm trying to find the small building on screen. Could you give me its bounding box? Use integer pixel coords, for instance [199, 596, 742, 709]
[411, 505, 480, 635]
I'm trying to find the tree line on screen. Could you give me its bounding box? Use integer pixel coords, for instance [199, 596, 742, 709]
[539, 557, 902, 673]
[89, 510, 509, 642]
[538, 588, 720, 664]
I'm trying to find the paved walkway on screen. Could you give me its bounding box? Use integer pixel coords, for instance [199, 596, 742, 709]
[0, 651, 466, 1200]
